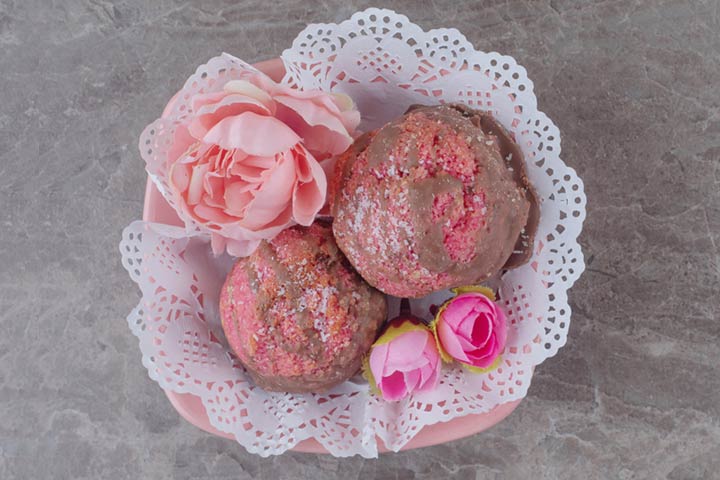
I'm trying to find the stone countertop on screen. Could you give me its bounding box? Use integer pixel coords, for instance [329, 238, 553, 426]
[2, 0, 719, 478]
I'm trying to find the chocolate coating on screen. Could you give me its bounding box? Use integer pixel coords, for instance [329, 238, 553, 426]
[219, 222, 387, 392]
[331, 104, 539, 298]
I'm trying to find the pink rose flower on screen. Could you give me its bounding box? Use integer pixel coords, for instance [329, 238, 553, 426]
[143, 55, 360, 256]
[433, 286, 506, 371]
[364, 314, 441, 402]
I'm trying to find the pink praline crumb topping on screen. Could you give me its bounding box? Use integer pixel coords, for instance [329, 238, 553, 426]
[219, 223, 385, 389]
[333, 108, 501, 297]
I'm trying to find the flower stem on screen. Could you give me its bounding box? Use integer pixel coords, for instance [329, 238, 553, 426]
[399, 298, 411, 316]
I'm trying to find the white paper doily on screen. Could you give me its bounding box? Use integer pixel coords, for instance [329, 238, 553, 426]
[122, 8, 586, 457]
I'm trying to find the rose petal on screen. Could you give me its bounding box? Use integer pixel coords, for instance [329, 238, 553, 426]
[429, 355, 441, 386]
[274, 94, 348, 135]
[378, 370, 408, 402]
[469, 313, 493, 347]
[203, 171, 225, 199]
[223, 80, 274, 108]
[225, 237, 262, 257]
[331, 92, 354, 111]
[293, 146, 313, 182]
[230, 162, 269, 182]
[166, 125, 197, 170]
[253, 203, 293, 230]
[437, 319, 470, 363]
[274, 100, 354, 156]
[210, 233, 227, 256]
[187, 163, 209, 205]
[222, 211, 292, 242]
[418, 342, 440, 388]
[190, 91, 227, 114]
[170, 162, 191, 193]
[177, 142, 208, 165]
[293, 182, 324, 226]
[416, 362, 440, 393]
[229, 153, 275, 180]
[476, 335, 498, 359]
[242, 155, 277, 169]
[339, 109, 361, 133]
[203, 112, 301, 156]
[224, 181, 256, 216]
[384, 330, 431, 373]
[203, 193, 225, 210]
[189, 94, 273, 139]
[466, 336, 498, 368]
[307, 92, 360, 133]
[221, 205, 293, 240]
[369, 343, 390, 383]
[224, 177, 256, 194]
[456, 334, 478, 352]
[292, 148, 326, 225]
[456, 312, 476, 339]
[241, 152, 296, 229]
[418, 340, 441, 392]
[441, 295, 478, 328]
[403, 368, 421, 393]
[270, 84, 336, 103]
[418, 362, 433, 388]
[192, 203, 236, 224]
[227, 149, 249, 169]
[211, 148, 233, 174]
[241, 71, 280, 95]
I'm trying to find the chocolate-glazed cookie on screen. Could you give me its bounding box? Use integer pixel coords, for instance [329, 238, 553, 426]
[331, 104, 539, 298]
[219, 222, 387, 392]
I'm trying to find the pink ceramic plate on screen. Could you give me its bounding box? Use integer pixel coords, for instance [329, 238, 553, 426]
[142, 58, 522, 454]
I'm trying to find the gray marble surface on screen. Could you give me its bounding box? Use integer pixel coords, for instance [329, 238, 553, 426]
[1, 0, 719, 478]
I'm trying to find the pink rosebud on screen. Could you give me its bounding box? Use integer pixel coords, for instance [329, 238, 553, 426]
[142, 56, 361, 257]
[432, 286, 506, 372]
[364, 310, 441, 402]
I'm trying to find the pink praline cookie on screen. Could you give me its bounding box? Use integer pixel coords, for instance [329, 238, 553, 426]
[331, 104, 539, 298]
[219, 222, 387, 392]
